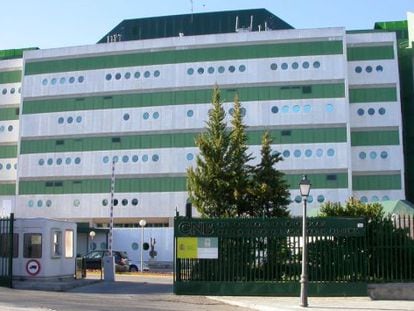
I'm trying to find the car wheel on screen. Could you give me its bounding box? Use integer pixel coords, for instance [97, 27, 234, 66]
[129, 265, 138, 272]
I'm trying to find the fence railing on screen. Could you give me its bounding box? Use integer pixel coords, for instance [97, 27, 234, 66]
[174, 215, 414, 296]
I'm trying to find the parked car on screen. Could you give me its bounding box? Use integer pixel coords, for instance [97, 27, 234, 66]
[82, 250, 130, 272]
[128, 261, 150, 272]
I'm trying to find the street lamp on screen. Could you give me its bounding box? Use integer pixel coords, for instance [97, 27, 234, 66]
[139, 219, 147, 272]
[299, 175, 311, 307]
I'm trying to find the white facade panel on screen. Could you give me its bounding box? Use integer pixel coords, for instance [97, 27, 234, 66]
[351, 146, 403, 172]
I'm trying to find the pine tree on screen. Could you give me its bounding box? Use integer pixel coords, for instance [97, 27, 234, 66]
[249, 131, 290, 217]
[187, 86, 235, 217]
[227, 94, 253, 216]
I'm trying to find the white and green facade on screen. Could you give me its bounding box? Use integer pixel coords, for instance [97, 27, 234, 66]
[0, 52, 22, 218]
[6, 11, 405, 227]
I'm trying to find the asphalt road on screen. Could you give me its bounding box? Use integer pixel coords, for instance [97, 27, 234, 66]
[0, 274, 250, 311]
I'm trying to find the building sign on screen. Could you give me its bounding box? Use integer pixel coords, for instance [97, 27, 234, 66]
[177, 237, 218, 259]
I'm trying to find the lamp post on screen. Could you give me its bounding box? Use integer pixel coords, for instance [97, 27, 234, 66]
[139, 219, 147, 272]
[299, 175, 311, 307]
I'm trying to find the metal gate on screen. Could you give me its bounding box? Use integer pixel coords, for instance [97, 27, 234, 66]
[174, 216, 367, 296]
[0, 213, 14, 288]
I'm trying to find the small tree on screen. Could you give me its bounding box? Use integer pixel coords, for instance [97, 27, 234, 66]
[318, 197, 384, 221]
[248, 131, 290, 217]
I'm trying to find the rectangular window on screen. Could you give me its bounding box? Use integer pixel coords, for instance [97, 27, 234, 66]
[24, 233, 42, 258]
[281, 130, 292, 136]
[65, 230, 74, 258]
[112, 137, 121, 143]
[56, 140, 64, 145]
[0, 233, 18, 258]
[51, 230, 62, 258]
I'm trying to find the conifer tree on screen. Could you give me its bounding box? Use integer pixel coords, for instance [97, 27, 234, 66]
[227, 94, 253, 216]
[187, 86, 235, 217]
[249, 131, 290, 217]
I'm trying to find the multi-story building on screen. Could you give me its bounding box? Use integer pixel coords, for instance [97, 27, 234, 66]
[7, 9, 407, 228]
[0, 49, 26, 218]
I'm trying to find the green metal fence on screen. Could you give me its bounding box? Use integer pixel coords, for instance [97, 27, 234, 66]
[174, 216, 368, 296]
[0, 214, 14, 288]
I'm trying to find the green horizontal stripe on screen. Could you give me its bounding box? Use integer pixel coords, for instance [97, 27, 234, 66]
[0, 183, 16, 195]
[352, 174, 401, 190]
[0, 70, 21, 84]
[20, 127, 347, 154]
[18, 172, 347, 195]
[0, 107, 19, 121]
[25, 40, 343, 75]
[19, 176, 187, 195]
[0, 145, 17, 158]
[285, 173, 348, 189]
[347, 45, 394, 61]
[23, 83, 345, 114]
[349, 87, 397, 103]
[351, 130, 399, 146]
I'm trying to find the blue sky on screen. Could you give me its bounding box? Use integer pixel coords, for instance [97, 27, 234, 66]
[1, 0, 414, 50]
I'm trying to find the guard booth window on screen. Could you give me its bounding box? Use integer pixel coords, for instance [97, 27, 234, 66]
[52, 230, 62, 258]
[23, 233, 42, 258]
[65, 230, 74, 258]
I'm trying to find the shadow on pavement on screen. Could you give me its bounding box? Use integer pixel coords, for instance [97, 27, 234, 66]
[69, 280, 173, 295]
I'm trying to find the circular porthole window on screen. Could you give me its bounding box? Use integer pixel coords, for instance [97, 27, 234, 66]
[125, 72, 131, 79]
[154, 70, 160, 77]
[282, 150, 290, 158]
[122, 199, 128, 206]
[207, 67, 214, 74]
[132, 155, 139, 162]
[186, 153, 194, 161]
[317, 195, 325, 203]
[271, 106, 279, 114]
[73, 199, 80, 207]
[144, 71, 150, 78]
[102, 199, 108, 206]
[78, 76, 85, 83]
[313, 61, 321, 68]
[239, 65, 246, 72]
[122, 155, 129, 163]
[378, 107, 386, 115]
[228, 65, 236, 73]
[355, 66, 362, 73]
[360, 196, 368, 203]
[357, 108, 364, 116]
[359, 152, 366, 159]
[187, 110, 194, 117]
[152, 154, 159, 162]
[218, 66, 225, 73]
[74, 157, 81, 164]
[46, 200, 52, 207]
[294, 195, 302, 203]
[366, 66, 373, 73]
[131, 198, 138, 206]
[380, 151, 388, 159]
[187, 68, 194, 75]
[143, 112, 150, 120]
[153, 112, 160, 119]
[327, 148, 335, 157]
[281, 63, 288, 70]
[42, 79, 48, 86]
[103, 156, 109, 164]
[123, 113, 130, 121]
[142, 155, 148, 162]
[370, 151, 377, 159]
[270, 63, 277, 70]
[292, 62, 299, 69]
[316, 149, 323, 157]
[105, 74, 112, 81]
[368, 108, 375, 115]
[197, 67, 204, 74]
[115, 73, 121, 80]
[69, 77, 75, 83]
[134, 71, 140, 79]
[132, 242, 139, 250]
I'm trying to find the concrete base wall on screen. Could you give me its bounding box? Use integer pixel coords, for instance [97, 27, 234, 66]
[368, 283, 414, 300]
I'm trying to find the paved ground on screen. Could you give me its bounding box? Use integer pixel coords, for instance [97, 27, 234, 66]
[3, 272, 414, 311]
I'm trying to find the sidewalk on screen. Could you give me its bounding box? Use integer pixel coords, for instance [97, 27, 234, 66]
[209, 296, 414, 311]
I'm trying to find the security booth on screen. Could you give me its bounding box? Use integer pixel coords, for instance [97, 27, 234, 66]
[12, 218, 77, 280]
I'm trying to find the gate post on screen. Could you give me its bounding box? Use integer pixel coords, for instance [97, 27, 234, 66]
[8, 213, 14, 288]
